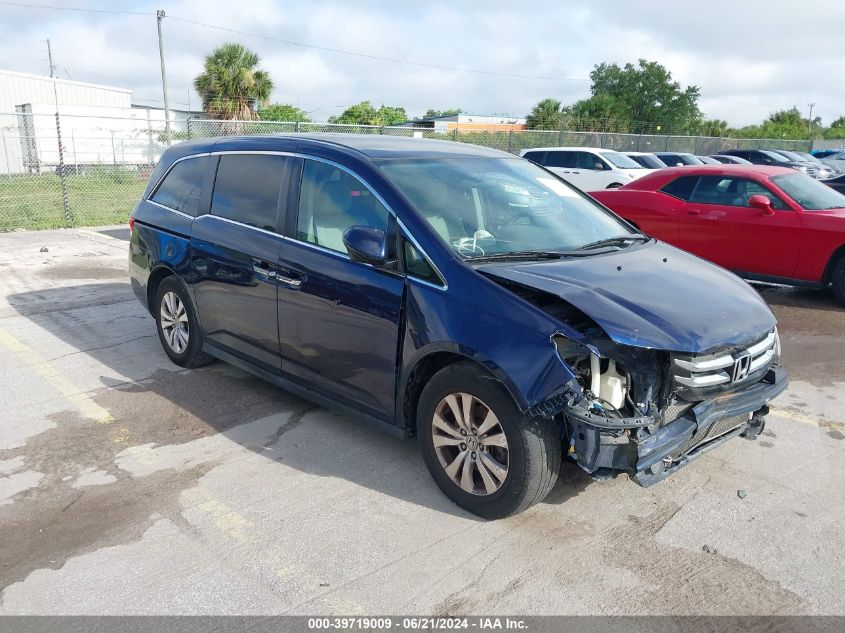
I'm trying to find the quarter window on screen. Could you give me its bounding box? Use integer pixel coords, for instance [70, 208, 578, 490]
[150, 156, 207, 216]
[210, 155, 287, 231]
[403, 238, 442, 286]
[661, 176, 698, 200]
[522, 151, 546, 165]
[297, 160, 389, 253]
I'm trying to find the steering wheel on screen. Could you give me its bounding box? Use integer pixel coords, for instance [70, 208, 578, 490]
[499, 211, 532, 229]
[455, 238, 485, 257]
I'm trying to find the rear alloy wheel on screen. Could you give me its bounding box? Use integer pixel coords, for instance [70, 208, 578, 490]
[418, 362, 560, 519]
[154, 276, 214, 368]
[160, 291, 189, 355]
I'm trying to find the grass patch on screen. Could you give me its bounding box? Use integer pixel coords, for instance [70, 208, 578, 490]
[0, 171, 147, 231]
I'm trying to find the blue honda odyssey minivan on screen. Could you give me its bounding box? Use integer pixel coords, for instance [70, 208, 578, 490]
[129, 134, 787, 518]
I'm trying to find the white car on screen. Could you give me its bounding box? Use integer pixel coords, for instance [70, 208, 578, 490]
[520, 147, 649, 190]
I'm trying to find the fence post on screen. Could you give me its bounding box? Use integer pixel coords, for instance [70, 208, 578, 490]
[558, 128, 564, 147]
[295, 121, 300, 133]
[187, 117, 193, 139]
[507, 130, 513, 153]
[54, 112, 72, 226]
[1, 129, 10, 176]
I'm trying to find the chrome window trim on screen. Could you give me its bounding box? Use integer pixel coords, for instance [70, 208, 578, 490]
[147, 199, 194, 220]
[150, 149, 448, 289]
[194, 213, 284, 241]
[146, 152, 211, 208]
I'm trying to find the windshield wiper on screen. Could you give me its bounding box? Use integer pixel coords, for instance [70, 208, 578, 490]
[576, 234, 649, 251]
[466, 250, 585, 262]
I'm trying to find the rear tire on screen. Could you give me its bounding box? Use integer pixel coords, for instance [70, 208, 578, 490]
[417, 362, 560, 519]
[154, 276, 214, 368]
[831, 257, 845, 306]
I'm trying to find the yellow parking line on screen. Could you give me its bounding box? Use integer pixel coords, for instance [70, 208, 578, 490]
[769, 406, 844, 431]
[0, 327, 113, 424]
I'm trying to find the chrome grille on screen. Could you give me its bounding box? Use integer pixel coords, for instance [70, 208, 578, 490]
[673, 330, 778, 390]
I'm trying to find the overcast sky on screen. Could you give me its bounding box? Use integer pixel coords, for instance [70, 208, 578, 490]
[0, 0, 842, 125]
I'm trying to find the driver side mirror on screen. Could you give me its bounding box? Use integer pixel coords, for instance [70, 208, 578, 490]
[748, 194, 775, 216]
[343, 225, 387, 265]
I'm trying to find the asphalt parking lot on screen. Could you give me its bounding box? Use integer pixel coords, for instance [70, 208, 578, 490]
[0, 226, 843, 615]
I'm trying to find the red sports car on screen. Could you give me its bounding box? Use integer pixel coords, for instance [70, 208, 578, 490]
[591, 165, 845, 304]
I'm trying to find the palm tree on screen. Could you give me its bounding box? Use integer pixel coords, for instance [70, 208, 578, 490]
[526, 98, 564, 130]
[194, 43, 273, 120]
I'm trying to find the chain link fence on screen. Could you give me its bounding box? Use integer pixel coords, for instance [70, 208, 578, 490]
[0, 111, 812, 232]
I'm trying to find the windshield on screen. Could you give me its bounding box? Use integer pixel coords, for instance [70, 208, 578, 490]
[772, 172, 845, 210]
[600, 152, 643, 169]
[777, 150, 805, 162]
[762, 150, 789, 163]
[379, 158, 636, 258]
[634, 154, 667, 168]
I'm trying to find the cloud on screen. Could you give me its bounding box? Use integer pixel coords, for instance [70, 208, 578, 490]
[0, 0, 840, 126]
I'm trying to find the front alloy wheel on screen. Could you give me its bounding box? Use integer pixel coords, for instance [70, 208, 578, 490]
[418, 362, 560, 519]
[432, 393, 509, 495]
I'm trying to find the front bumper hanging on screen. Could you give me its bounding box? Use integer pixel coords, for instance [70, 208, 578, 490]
[564, 367, 788, 487]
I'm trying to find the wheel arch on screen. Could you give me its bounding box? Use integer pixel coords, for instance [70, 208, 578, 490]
[822, 243, 845, 284]
[146, 264, 178, 313]
[399, 345, 527, 437]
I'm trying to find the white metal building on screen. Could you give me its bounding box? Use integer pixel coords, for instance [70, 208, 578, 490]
[0, 69, 200, 173]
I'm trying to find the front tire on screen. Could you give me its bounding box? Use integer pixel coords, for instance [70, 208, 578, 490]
[831, 257, 845, 306]
[154, 276, 214, 368]
[417, 362, 560, 519]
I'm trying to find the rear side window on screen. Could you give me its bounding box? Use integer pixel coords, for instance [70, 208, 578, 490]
[210, 154, 287, 232]
[150, 156, 207, 216]
[523, 151, 546, 165]
[544, 151, 577, 168]
[661, 176, 699, 200]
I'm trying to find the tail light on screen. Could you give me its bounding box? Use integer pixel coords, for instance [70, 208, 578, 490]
[129, 216, 135, 232]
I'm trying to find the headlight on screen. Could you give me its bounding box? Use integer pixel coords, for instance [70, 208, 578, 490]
[793, 165, 808, 173]
[774, 327, 782, 361]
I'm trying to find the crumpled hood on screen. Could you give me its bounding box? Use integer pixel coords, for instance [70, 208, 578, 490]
[477, 241, 776, 353]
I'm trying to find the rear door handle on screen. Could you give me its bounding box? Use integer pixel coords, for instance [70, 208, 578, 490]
[686, 209, 701, 215]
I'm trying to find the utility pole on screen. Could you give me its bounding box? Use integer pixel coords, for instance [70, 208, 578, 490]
[808, 102, 815, 138]
[156, 9, 171, 136]
[46, 39, 72, 225]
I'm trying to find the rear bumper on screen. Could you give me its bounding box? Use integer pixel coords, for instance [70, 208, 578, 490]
[568, 367, 788, 486]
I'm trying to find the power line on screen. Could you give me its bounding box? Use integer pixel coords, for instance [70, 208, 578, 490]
[165, 14, 586, 82]
[0, 1, 588, 82]
[0, 1, 149, 16]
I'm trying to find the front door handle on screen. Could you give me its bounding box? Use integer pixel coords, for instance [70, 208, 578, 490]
[686, 208, 701, 215]
[277, 274, 302, 288]
[252, 262, 276, 277]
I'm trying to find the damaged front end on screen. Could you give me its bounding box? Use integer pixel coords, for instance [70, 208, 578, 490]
[529, 323, 787, 488]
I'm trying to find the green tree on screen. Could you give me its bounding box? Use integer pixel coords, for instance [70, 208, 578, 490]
[825, 116, 845, 139]
[328, 101, 407, 125]
[259, 103, 311, 122]
[194, 43, 273, 120]
[526, 98, 564, 130]
[423, 108, 462, 118]
[700, 119, 730, 137]
[565, 94, 630, 131]
[588, 59, 702, 133]
[736, 107, 811, 140]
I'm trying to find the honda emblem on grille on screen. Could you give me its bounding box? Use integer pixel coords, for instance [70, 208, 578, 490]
[731, 352, 752, 382]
